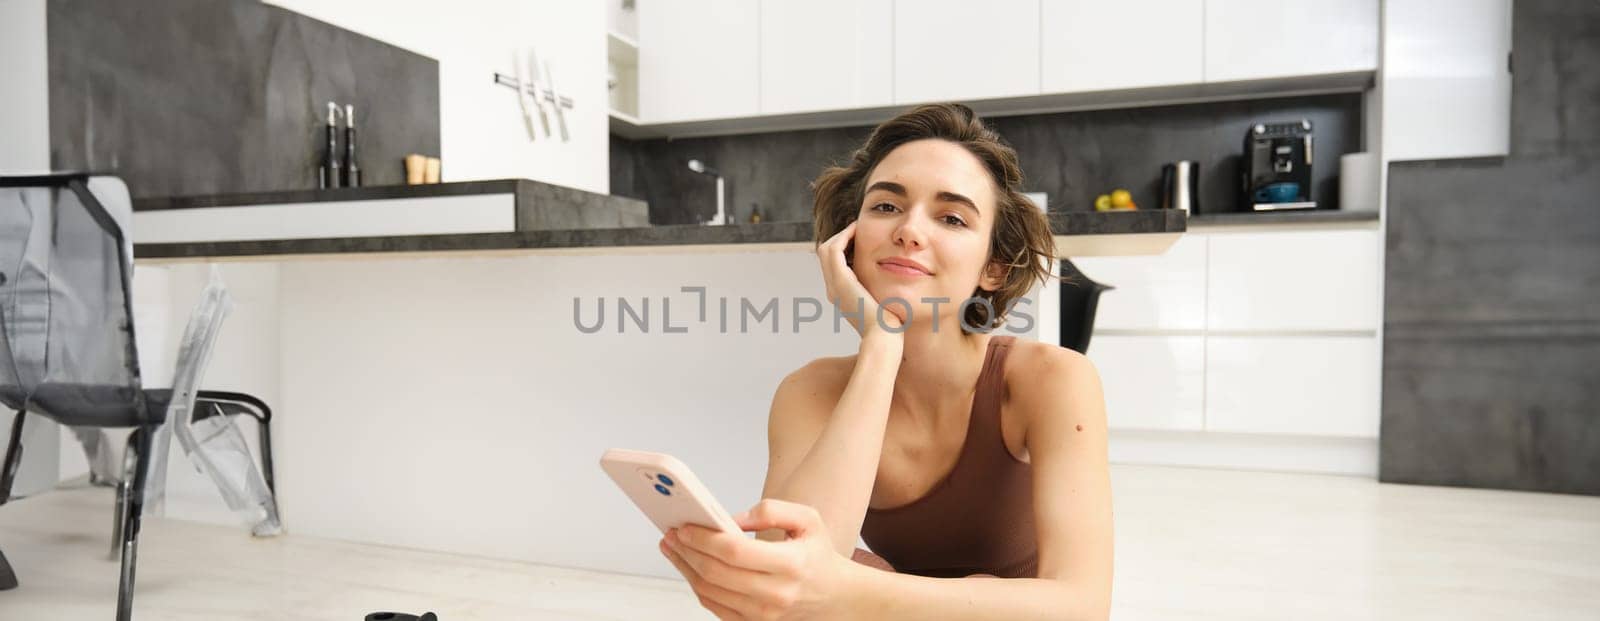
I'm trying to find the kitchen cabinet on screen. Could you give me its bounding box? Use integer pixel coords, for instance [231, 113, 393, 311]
[1204, 335, 1381, 437]
[1382, 0, 1512, 160]
[1205, 229, 1381, 332]
[1072, 233, 1207, 332]
[759, 0, 892, 115]
[1041, 0, 1203, 93]
[1203, 0, 1378, 82]
[893, 0, 1040, 104]
[637, 0, 759, 123]
[1089, 335, 1205, 431]
[625, 0, 1383, 134]
[1068, 226, 1382, 441]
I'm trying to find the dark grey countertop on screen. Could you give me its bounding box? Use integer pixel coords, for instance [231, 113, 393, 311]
[132, 209, 1189, 260]
[1189, 209, 1379, 227]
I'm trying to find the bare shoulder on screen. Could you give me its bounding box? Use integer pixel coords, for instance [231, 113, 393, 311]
[763, 355, 858, 488]
[770, 355, 856, 420]
[1005, 340, 1101, 385]
[1001, 340, 1106, 425]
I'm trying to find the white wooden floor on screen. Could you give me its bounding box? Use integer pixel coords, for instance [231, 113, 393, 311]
[1, 464, 1596, 620]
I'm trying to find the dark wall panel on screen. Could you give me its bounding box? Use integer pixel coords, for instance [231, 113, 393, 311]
[48, 0, 440, 198]
[1382, 156, 1600, 495]
[1380, 0, 1600, 495]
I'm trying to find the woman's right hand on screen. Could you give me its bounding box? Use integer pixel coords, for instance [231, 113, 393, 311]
[817, 221, 904, 344]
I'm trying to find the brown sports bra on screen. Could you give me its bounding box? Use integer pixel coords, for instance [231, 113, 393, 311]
[858, 335, 1038, 578]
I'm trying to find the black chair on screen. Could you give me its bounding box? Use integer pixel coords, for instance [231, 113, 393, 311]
[0, 173, 278, 620]
[1057, 259, 1114, 354]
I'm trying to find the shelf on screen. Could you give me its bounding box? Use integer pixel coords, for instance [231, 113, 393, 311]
[606, 30, 639, 122]
[608, 109, 640, 125]
[611, 70, 1374, 140]
[1188, 210, 1379, 231]
[606, 31, 638, 68]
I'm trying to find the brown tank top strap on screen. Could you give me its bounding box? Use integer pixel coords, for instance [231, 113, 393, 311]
[968, 335, 1015, 451]
[944, 335, 1017, 489]
[972, 335, 1015, 417]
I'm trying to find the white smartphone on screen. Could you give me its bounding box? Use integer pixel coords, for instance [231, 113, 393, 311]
[600, 448, 741, 535]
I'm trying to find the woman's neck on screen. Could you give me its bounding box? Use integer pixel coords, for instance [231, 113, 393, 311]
[888, 320, 992, 427]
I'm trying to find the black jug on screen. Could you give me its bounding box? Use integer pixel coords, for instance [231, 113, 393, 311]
[1160, 161, 1200, 213]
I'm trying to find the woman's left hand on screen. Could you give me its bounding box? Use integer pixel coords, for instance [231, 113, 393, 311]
[661, 499, 860, 621]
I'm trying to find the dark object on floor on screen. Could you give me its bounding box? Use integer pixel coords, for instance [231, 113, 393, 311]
[0, 549, 16, 590]
[366, 613, 438, 621]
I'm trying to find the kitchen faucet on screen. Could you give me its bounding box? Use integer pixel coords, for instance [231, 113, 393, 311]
[687, 159, 729, 225]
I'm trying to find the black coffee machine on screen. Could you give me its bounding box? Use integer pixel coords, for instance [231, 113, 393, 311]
[1241, 120, 1315, 211]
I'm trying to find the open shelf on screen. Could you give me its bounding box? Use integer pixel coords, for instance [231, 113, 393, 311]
[606, 30, 639, 120]
[606, 31, 637, 66]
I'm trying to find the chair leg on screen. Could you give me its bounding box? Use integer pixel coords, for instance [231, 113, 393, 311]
[109, 429, 139, 561]
[1, 411, 28, 590]
[115, 427, 154, 621]
[1, 410, 26, 506]
[109, 477, 130, 561]
[258, 420, 275, 497]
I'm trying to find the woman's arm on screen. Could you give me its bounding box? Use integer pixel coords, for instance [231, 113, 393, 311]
[758, 219, 904, 555]
[759, 334, 902, 555]
[842, 570, 1095, 620]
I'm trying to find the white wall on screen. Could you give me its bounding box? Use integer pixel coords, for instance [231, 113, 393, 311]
[0, 0, 50, 173]
[265, 0, 611, 194]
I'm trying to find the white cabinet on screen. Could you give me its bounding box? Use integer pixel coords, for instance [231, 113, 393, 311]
[1071, 233, 1207, 331]
[1204, 335, 1380, 438]
[893, 0, 1040, 104]
[1205, 229, 1381, 332]
[1069, 227, 1383, 442]
[1382, 0, 1512, 160]
[637, 0, 759, 123]
[759, 0, 892, 115]
[1089, 335, 1205, 431]
[1203, 0, 1378, 82]
[627, 0, 1384, 129]
[1041, 0, 1203, 93]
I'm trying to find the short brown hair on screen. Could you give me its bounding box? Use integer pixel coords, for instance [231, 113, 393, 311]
[811, 103, 1056, 331]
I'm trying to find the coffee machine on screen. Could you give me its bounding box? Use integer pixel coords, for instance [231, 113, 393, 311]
[1241, 120, 1315, 211]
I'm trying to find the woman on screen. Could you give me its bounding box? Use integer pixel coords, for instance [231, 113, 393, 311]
[661, 103, 1113, 620]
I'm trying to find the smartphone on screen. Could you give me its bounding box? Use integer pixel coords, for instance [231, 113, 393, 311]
[600, 448, 741, 535]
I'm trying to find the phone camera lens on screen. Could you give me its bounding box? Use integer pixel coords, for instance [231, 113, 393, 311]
[656, 474, 675, 487]
[654, 484, 671, 496]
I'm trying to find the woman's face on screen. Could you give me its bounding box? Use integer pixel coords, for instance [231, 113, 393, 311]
[852, 138, 1004, 327]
